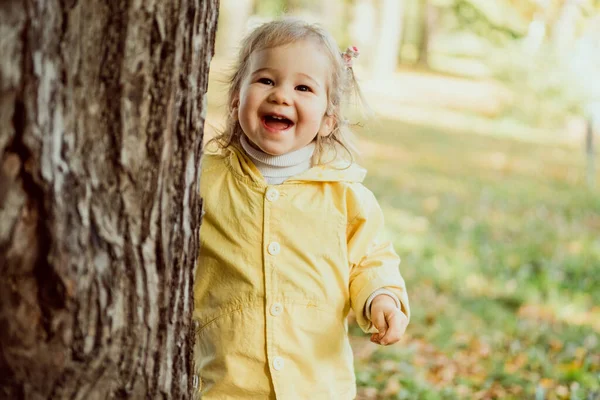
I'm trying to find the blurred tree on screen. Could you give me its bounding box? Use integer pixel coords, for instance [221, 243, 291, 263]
[372, 0, 406, 76]
[217, 0, 255, 57]
[284, 0, 301, 8]
[255, 0, 286, 17]
[570, 12, 600, 187]
[349, 0, 378, 67]
[453, 0, 527, 44]
[551, 0, 583, 53]
[0, 0, 218, 398]
[523, 10, 547, 54]
[321, 0, 350, 47]
[283, 0, 317, 11]
[489, 0, 599, 188]
[417, 0, 440, 66]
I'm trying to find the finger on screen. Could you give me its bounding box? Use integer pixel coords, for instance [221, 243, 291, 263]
[371, 332, 385, 345]
[379, 327, 401, 345]
[371, 309, 389, 340]
[370, 333, 379, 344]
[379, 310, 407, 345]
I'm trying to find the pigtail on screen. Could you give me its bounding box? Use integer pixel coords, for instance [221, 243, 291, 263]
[341, 46, 373, 120]
[313, 45, 376, 166]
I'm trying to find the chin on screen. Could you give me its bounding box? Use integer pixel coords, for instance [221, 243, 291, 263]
[262, 147, 289, 156]
[258, 142, 291, 156]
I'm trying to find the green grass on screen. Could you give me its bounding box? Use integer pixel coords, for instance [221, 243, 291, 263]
[352, 118, 600, 400]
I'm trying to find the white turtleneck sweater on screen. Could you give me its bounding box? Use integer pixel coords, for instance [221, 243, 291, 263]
[240, 135, 315, 185]
[239, 134, 402, 321]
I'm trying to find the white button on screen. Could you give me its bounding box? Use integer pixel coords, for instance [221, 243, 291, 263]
[273, 356, 285, 371]
[266, 188, 280, 202]
[270, 302, 283, 316]
[267, 242, 280, 255]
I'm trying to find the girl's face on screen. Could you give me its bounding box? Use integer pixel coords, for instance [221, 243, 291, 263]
[235, 40, 335, 156]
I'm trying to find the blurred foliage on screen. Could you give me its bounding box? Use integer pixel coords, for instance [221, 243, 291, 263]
[487, 12, 600, 127]
[488, 43, 586, 129]
[414, 0, 600, 127]
[448, 0, 528, 40]
[254, 0, 287, 16]
[402, 0, 533, 68]
[350, 116, 600, 400]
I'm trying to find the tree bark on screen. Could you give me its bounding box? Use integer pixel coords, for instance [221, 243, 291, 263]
[0, 0, 218, 398]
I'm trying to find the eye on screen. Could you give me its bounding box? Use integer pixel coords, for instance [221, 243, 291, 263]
[257, 78, 274, 85]
[295, 85, 312, 92]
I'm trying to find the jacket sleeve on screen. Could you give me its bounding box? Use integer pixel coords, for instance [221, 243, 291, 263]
[347, 185, 410, 333]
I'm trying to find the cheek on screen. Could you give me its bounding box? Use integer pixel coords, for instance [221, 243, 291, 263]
[239, 85, 257, 106]
[238, 92, 249, 111]
[238, 93, 256, 122]
[305, 101, 329, 125]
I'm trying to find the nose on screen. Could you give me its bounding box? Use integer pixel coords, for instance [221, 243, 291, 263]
[268, 86, 292, 105]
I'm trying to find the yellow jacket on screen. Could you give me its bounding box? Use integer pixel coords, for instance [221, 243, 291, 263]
[194, 145, 409, 399]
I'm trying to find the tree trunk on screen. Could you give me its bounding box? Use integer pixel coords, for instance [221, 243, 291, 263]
[371, 0, 404, 77]
[586, 106, 599, 189]
[417, 0, 435, 67]
[215, 0, 253, 58]
[321, 0, 347, 47]
[349, 0, 377, 71]
[551, 0, 581, 57]
[0, 0, 218, 399]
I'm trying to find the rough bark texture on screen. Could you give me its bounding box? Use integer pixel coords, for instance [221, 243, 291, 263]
[0, 0, 218, 398]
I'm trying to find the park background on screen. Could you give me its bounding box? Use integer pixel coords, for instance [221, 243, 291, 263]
[205, 1, 600, 399]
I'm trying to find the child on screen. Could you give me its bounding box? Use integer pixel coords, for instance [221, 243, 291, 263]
[194, 18, 410, 399]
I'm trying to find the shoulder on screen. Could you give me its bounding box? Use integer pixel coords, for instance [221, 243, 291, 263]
[199, 150, 231, 197]
[343, 182, 381, 223]
[200, 148, 229, 174]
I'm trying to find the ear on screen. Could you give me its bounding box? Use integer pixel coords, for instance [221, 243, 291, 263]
[230, 95, 240, 114]
[318, 115, 336, 137]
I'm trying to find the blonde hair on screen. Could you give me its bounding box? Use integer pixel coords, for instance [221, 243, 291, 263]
[212, 18, 365, 164]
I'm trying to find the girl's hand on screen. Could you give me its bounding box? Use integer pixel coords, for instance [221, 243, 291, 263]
[369, 294, 408, 346]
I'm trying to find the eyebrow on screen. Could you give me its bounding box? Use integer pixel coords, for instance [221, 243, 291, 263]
[250, 68, 322, 89]
[299, 73, 322, 89]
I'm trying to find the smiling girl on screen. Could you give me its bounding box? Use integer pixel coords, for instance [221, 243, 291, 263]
[194, 18, 410, 399]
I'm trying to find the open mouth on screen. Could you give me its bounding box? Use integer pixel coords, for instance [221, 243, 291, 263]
[262, 115, 294, 131]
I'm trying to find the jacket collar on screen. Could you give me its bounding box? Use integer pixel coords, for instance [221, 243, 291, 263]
[224, 144, 367, 185]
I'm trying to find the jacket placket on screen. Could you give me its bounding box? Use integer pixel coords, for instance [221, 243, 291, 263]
[262, 184, 284, 398]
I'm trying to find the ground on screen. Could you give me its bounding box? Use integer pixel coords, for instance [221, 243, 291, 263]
[351, 117, 599, 399]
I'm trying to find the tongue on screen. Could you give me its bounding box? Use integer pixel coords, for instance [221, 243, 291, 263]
[265, 118, 291, 130]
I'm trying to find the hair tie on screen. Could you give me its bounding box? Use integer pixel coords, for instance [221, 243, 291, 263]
[342, 46, 359, 68]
